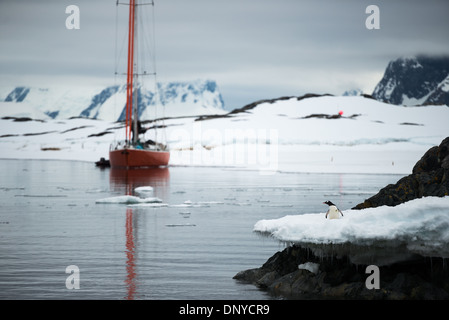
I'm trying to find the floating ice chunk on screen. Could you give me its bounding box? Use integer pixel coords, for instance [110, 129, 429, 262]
[96, 195, 162, 204]
[298, 262, 320, 274]
[96, 195, 143, 204]
[135, 186, 153, 192]
[131, 197, 163, 203]
[170, 200, 224, 208]
[196, 201, 224, 205]
[262, 204, 294, 208]
[86, 188, 108, 193]
[170, 204, 192, 208]
[127, 203, 168, 208]
[134, 186, 154, 197]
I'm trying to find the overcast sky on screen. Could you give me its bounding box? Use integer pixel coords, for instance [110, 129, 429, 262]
[1, 0, 448, 109]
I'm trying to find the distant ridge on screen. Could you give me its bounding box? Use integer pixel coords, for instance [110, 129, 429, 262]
[1, 79, 226, 121]
[372, 55, 449, 106]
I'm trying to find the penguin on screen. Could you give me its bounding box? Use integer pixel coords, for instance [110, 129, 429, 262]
[323, 201, 344, 219]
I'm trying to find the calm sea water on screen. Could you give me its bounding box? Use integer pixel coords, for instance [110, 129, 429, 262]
[0, 159, 401, 300]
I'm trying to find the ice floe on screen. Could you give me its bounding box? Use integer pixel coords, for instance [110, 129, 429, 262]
[254, 196, 449, 262]
[95, 195, 162, 204]
[134, 186, 154, 197]
[169, 200, 224, 208]
[127, 203, 169, 208]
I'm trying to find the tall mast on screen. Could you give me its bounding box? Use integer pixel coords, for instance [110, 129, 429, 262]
[132, 1, 139, 145]
[125, 0, 136, 143]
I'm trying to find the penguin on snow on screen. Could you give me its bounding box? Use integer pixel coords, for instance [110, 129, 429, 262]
[323, 201, 344, 219]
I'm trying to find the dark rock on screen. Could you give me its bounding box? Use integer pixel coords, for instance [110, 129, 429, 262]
[439, 137, 449, 169]
[88, 131, 113, 138]
[197, 93, 339, 122]
[296, 93, 333, 101]
[399, 122, 424, 126]
[362, 93, 375, 100]
[261, 246, 301, 275]
[233, 268, 267, 284]
[353, 137, 449, 209]
[321, 282, 368, 299]
[234, 245, 449, 299]
[223, 93, 334, 117]
[256, 271, 281, 288]
[1, 116, 45, 122]
[413, 145, 440, 173]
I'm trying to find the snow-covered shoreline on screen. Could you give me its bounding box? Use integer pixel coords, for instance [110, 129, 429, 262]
[1, 95, 447, 175]
[0, 117, 431, 175]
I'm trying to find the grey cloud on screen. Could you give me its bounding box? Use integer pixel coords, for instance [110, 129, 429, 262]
[1, 0, 448, 109]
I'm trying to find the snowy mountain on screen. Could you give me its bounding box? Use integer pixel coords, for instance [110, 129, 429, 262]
[342, 89, 363, 96]
[0, 79, 226, 121]
[372, 55, 449, 106]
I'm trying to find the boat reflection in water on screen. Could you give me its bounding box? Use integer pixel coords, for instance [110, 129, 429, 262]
[125, 208, 137, 300]
[109, 167, 170, 299]
[109, 167, 170, 198]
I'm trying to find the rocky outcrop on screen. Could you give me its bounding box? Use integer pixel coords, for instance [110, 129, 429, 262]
[234, 245, 449, 299]
[235, 137, 449, 299]
[353, 137, 449, 209]
[372, 55, 449, 106]
[196, 93, 334, 122]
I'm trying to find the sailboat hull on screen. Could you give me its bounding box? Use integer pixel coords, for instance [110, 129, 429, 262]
[109, 148, 170, 168]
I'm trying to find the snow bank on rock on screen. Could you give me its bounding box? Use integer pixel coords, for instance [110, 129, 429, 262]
[254, 196, 449, 261]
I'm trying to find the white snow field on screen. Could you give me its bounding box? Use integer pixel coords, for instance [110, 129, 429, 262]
[1, 95, 447, 175]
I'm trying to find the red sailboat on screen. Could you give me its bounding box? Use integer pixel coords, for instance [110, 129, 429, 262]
[109, 0, 169, 168]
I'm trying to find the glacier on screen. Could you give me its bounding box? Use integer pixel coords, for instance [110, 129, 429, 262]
[0, 79, 226, 122]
